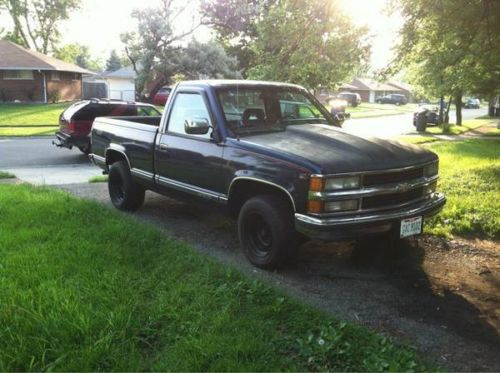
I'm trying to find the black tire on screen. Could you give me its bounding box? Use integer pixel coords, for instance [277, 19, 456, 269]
[416, 113, 427, 132]
[238, 195, 297, 269]
[108, 160, 145, 211]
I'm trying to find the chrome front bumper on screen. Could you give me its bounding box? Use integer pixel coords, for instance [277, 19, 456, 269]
[295, 193, 446, 240]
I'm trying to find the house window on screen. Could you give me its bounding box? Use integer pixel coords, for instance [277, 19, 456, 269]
[3, 70, 34, 80]
[51, 71, 60, 80]
[72, 73, 80, 81]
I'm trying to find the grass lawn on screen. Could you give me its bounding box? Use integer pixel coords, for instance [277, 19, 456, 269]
[425, 118, 491, 135]
[0, 102, 71, 126]
[0, 171, 15, 179]
[425, 139, 500, 239]
[397, 135, 441, 145]
[346, 103, 418, 119]
[0, 126, 57, 136]
[0, 184, 427, 371]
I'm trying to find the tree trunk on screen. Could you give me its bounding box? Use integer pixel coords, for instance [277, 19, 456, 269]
[455, 92, 463, 125]
[444, 96, 452, 124]
[438, 95, 445, 124]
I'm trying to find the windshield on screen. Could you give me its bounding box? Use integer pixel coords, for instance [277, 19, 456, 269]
[217, 86, 332, 136]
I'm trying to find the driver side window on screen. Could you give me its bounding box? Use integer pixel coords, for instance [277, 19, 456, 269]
[167, 93, 212, 139]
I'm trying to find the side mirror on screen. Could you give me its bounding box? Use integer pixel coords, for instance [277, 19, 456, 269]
[184, 117, 210, 135]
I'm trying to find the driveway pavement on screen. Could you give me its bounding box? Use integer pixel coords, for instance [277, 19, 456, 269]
[0, 136, 100, 184]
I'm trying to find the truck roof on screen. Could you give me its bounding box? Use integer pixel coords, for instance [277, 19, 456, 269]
[178, 79, 305, 90]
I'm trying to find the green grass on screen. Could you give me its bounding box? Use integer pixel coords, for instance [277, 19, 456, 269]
[346, 103, 418, 119]
[0, 103, 71, 126]
[425, 139, 500, 239]
[89, 175, 108, 183]
[483, 129, 500, 136]
[0, 126, 57, 136]
[0, 171, 15, 179]
[425, 119, 489, 135]
[397, 135, 441, 145]
[0, 184, 427, 371]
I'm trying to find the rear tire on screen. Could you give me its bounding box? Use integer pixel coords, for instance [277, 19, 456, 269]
[238, 195, 297, 269]
[108, 160, 145, 211]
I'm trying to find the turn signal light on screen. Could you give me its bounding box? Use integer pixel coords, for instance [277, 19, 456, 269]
[307, 200, 324, 214]
[309, 176, 324, 192]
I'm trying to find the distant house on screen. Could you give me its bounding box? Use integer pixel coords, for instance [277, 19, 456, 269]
[0, 40, 93, 103]
[316, 78, 412, 104]
[344, 78, 404, 103]
[82, 65, 136, 101]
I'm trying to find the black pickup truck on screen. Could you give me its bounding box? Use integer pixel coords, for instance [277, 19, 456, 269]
[90, 80, 446, 269]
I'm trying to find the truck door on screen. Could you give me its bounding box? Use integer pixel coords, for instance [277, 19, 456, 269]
[154, 89, 226, 200]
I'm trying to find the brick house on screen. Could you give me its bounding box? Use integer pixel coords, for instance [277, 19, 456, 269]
[0, 40, 93, 103]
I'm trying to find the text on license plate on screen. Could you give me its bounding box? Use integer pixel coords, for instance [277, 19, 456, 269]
[400, 216, 422, 238]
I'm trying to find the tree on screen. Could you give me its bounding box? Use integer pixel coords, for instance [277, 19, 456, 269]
[174, 39, 240, 80]
[201, 0, 277, 76]
[54, 43, 102, 71]
[250, 0, 369, 91]
[0, 0, 80, 54]
[105, 50, 122, 72]
[388, 0, 500, 125]
[122, 0, 239, 99]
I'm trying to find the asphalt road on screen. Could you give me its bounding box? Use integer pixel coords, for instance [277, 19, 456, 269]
[0, 137, 101, 184]
[343, 107, 487, 138]
[0, 107, 487, 184]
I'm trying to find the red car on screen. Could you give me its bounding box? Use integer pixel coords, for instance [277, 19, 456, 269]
[54, 99, 161, 154]
[152, 87, 172, 106]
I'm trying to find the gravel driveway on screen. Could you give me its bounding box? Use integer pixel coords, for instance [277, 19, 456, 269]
[57, 182, 500, 371]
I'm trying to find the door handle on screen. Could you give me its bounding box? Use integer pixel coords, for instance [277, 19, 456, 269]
[159, 144, 168, 150]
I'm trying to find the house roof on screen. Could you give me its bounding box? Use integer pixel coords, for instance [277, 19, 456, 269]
[101, 65, 136, 79]
[339, 82, 358, 90]
[0, 40, 94, 74]
[387, 81, 413, 92]
[349, 78, 402, 92]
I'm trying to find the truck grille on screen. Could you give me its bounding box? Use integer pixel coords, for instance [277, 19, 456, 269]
[363, 167, 424, 186]
[362, 187, 424, 210]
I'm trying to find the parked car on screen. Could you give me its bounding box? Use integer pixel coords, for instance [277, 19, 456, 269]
[337, 92, 362, 107]
[464, 98, 480, 109]
[413, 105, 439, 132]
[53, 99, 160, 154]
[327, 97, 351, 126]
[90, 80, 445, 269]
[376, 94, 408, 105]
[152, 87, 172, 106]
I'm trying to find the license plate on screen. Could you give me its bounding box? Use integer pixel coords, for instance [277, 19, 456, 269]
[400, 216, 422, 238]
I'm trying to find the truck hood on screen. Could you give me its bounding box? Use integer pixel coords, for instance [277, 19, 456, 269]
[236, 124, 437, 174]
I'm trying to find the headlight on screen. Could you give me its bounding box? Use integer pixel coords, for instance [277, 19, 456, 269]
[325, 199, 359, 212]
[424, 162, 438, 177]
[325, 176, 360, 190]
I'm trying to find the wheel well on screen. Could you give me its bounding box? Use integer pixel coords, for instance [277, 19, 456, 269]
[106, 149, 129, 168]
[227, 179, 295, 218]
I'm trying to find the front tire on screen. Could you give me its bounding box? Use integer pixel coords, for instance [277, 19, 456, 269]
[108, 160, 145, 211]
[238, 195, 297, 269]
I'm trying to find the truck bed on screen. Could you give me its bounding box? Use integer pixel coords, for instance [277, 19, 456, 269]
[91, 116, 161, 177]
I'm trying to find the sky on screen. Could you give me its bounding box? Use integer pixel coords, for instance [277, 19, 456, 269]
[0, 0, 402, 71]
